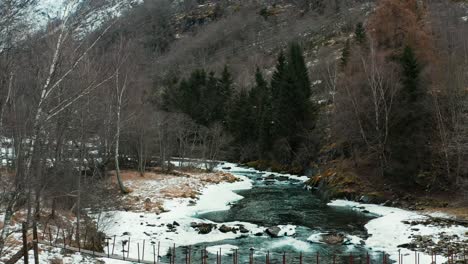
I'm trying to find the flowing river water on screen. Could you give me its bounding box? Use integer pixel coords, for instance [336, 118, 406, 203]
[102, 163, 467, 264]
[184, 166, 385, 264]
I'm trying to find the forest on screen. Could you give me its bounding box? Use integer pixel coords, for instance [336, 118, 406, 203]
[0, 0, 467, 260]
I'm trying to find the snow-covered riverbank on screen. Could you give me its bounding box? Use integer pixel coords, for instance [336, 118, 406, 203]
[98, 162, 467, 263]
[327, 200, 468, 263]
[99, 163, 263, 262]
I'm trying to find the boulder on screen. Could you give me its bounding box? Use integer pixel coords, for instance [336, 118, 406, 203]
[239, 225, 249, 234]
[192, 223, 215, 234]
[266, 226, 281, 238]
[219, 225, 234, 233]
[320, 233, 345, 245]
[277, 176, 289, 181]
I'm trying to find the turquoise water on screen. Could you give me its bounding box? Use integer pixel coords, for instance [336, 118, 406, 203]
[166, 168, 388, 264]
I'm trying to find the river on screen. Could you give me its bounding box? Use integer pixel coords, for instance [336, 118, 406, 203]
[100, 163, 467, 264]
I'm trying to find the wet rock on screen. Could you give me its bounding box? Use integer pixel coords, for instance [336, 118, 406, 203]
[359, 196, 370, 203]
[239, 225, 249, 234]
[123, 232, 130, 236]
[264, 174, 276, 180]
[277, 176, 289, 181]
[254, 232, 263, 236]
[266, 226, 281, 237]
[191, 223, 216, 234]
[398, 243, 416, 249]
[173, 221, 180, 226]
[222, 167, 232, 170]
[362, 210, 370, 213]
[219, 225, 234, 233]
[320, 233, 345, 245]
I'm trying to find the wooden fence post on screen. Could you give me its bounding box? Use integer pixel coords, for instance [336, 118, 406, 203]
[32, 223, 39, 264]
[153, 244, 156, 264]
[62, 229, 66, 249]
[138, 243, 140, 263]
[127, 237, 131, 259]
[22, 222, 29, 264]
[189, 245, 192, 264]
[157, 241, 160, 264]
[112, 235, 116, 255]
[142, 240, 145, 262]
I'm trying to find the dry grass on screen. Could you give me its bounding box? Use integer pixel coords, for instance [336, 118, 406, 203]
[109, 168, 238, 213]
[424, 207, 468, 221]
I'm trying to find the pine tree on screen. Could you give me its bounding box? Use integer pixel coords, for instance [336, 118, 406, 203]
[354, 22, 366, 45]
[269, 43, 315, 162]
[227, 89, 255, 146]
[219, 65, 233, 100]
[249, 68, 272, 156]
[340, 40, 351, 67]
[288, 42, 311, 103]
[400, 46, 421, 102]
[388, 45, 431, 182]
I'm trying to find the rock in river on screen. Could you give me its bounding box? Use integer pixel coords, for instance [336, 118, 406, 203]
[320, 233, 345, 245]
[266, 226, 281, 238]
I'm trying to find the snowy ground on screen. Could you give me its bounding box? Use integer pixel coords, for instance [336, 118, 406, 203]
[327, 200, 468, 263]
[98, 162, 468, 263]
[98, 164, 265, 262]
[2, 162, 466, 263]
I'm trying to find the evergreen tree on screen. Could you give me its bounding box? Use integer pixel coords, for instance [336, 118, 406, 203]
[388, 45, 432, 182]
[249, 68, 272, 156]
[340, 39, 351, 67]
[219, 65, 233, 100]
[227, 89, 255, 145]
[400, 46, 421, 102]
[354, 22, 366, 45]
[288, 42, 312, 103]
[269, 43, 315, 162]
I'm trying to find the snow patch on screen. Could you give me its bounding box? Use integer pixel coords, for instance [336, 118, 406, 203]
[327, 200, 468, 263]
[99, 163, 263, 261]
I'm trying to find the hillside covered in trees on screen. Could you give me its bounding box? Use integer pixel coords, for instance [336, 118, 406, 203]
[1, 0, 468, 260]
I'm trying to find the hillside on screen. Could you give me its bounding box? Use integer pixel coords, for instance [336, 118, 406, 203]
[0, 0, 468, 262]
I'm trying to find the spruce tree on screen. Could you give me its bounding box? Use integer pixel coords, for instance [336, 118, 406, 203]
[269, 43, 315, 162]
[250, 68, 272, 156]
[354, 22, 366, 45]
[388, 45, 431, 182]
[400, 46, 421, 102]
[340, 40, 351, 67]
[227, 89, 255, 146]
[288, 42, 311, 103]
